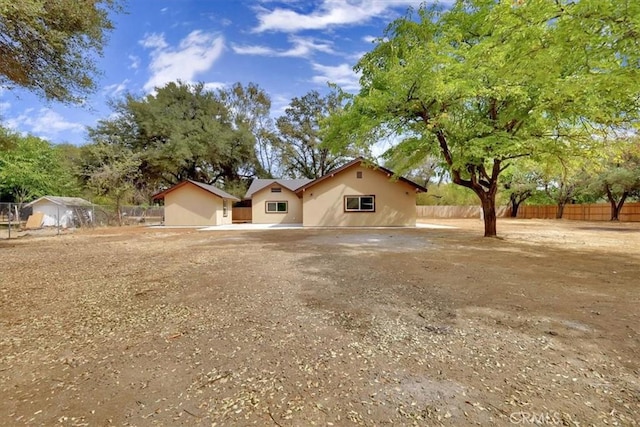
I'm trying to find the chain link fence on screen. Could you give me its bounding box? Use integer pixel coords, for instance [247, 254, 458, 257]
[0, 202, 164, 239]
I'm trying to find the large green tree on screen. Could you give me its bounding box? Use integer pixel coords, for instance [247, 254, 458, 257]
[501, 161, 540, 218]
[218, 82, 280, 178]
[537, 153, 589, 219]
[586, 141, 640, 221]
[324, 0, 640, 236]
[89, 81, 256, 191]
[80, 141, 140, 225]
[276, 90, 349, 179]
[0, 128, 78, 203]
[0, 0, 120, 103]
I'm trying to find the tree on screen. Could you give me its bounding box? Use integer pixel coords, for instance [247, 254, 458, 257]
[323, 0, 640, 237]
[218, 82, 280, 178]
[276, 91, 349, 179]
[501, 161, 541, 218]
[0, 0, 120, 104]
[80, 142, 140, 225]
[90, 81, 256, 191]
[586, 141, 640, 221]
[537, 154, 589, 219]
[0, 129, 78, 203]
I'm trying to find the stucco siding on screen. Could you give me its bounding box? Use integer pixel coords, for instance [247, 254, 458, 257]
[302, 165, 417, 227]
[164, 184, 222, 226]
[252, 184, 303, 224]
[215, 199, 233, 225]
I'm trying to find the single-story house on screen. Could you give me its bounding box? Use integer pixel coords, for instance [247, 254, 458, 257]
[25, 196, 93, 228]
[153, 180, 239, 226]
[244, 178, 312, 224]
[245, 158, 427, 227]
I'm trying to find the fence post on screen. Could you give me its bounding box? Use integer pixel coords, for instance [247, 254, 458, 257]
[7, 203, 11, 239]
[57, 205, 61, 236]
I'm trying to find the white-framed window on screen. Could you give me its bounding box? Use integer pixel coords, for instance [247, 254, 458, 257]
[344, 195, 375, 212]
[266, 201, 288, 213]
[223, 199, 228, 217]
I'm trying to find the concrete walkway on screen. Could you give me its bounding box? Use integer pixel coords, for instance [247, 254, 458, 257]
[196, 222, 457, 231]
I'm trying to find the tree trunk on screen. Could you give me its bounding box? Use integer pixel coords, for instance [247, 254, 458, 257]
[116, 197, 122, 226]
[480, 193, 498, 237]
[610, 201, 620, 221]
[556, 202, 565, 219]
[609, 192, 628, 221]
[509, 194, 520, 218]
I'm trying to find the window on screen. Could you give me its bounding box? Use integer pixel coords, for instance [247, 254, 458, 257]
[344, 195, 375, 212]
[266, 201, 288, 213]
[356, 171, 363, 179]
[271, 187, 282, 193]
[223, 200, 228, 217]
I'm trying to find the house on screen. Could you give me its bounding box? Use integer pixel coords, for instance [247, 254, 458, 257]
[244, 178, 312, 224]
[244, 158, 427, 227]
[152, 180, 239, 226]
[25, 196, 93, 228]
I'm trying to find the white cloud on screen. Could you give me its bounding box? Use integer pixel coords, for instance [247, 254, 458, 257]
[311, 62, 360, 91]
[254, 0, 424, 33]
[128, 55, 141, 70]
[102, 79, 130, 98]
[140, 31, 225, 92]
[362, 35, 377, 43]
[140, 33, 168, 50]
[6, 108, 84, 138]
[0, 101, 11, 114]
[232, 36, 333, 58]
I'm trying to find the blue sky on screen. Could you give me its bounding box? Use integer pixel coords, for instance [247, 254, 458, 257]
[0, 0, 426, 145]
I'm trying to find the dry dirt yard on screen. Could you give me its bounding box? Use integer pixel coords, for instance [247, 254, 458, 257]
[1, 219, 638, 426]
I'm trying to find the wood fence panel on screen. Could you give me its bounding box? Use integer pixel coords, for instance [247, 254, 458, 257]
[416, 205, 510, 219]
[232, 207, 252, 223]
[517, 202, 640, 222]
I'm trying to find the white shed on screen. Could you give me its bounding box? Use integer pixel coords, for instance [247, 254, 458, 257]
[25, 196, 93, 228]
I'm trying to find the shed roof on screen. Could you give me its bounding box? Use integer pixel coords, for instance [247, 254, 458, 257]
[295, 158, 428, 194]
[152, 180, 240, 201]
[244, 178, 313, 199]
[25, 196, 92, 207]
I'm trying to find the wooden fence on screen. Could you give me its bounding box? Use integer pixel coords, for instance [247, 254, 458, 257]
[517, 202, 640, 222]
[415, 205, 510, 219]
[232, 207, 252, 223]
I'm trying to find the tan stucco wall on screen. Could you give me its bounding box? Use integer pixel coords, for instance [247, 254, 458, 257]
[252, 183, 303, 224]
[164, 183, 223, 226]
[216, 198, 233, 225]
[302, 164, 418, 227]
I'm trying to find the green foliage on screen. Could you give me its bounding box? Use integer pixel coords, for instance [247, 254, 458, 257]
[218, 82, 279, 178]
[89, 81, 257, 192]
[583, 140, 640, 219]
[417, 183, 478, 206]
[323, 0, 640, 236]
[80, 142, 141, 209]
[500, 159, 544, 216]
[0, 129, 79, 203]
[0, 0, 121, 103]
[276, 90, 350, 179]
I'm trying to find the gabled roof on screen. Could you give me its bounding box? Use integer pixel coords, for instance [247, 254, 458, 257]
[295, 157, 428, 194]
[26, 196, 92, 207]
[244, 178, 313, 199]
[152, 180, 240, 201]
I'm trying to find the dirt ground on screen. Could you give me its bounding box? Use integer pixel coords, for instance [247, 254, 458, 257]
[1, 219, 638, 426]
